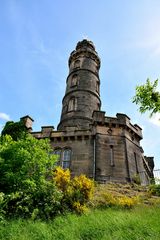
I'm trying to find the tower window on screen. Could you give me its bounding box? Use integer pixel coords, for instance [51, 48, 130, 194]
[71, 74, 78, 87]
[74, 59, 80, 68]
[68, 97, 77, 112]
[62, 149, 71, 169]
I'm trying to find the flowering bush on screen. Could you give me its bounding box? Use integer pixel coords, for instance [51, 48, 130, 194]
[53, 167, 94, 213]
[117, 196, 139, 208]
[54, 167, 71, 191]
[72, 201, 88, 214]
[92, 184, 140, 209]
[72, 175, 94, 201]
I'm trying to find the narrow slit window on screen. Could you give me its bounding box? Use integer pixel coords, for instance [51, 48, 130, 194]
[110, 145, 114, 167]
[134, 152, 139, 173]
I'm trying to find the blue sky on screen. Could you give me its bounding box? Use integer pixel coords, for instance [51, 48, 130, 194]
[0, 0, 160, 168]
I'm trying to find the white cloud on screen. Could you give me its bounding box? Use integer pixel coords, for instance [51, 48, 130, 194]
[149, 113, 160, 127]
[0, 113, 10, 121]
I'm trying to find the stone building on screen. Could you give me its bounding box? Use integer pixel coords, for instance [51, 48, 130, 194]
[22, 39, 154, 185]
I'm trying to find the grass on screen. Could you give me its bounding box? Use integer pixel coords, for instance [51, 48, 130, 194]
[1, 206, 160, 240]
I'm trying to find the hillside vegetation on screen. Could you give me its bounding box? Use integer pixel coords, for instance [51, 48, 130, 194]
[1, 183, 160, 240]
[1, 127, 160, 239]
[92, 182, 160, 208]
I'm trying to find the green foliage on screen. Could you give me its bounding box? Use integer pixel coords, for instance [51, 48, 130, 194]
[149, 184, 160, 196]
[0, 135, 94, 219]
[1, 120, 28, 140]
[0, 134, 62, 219]
[132, 174, 141, 185]
[0, 135, 55, 193]
[0, 192, 5, 222]
[133, 78, 160, 117]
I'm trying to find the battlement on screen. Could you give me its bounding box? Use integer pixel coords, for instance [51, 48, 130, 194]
[92, 111, 142, 139]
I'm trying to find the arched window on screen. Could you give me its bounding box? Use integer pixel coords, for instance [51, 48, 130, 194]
[53, 149, 61, 165]
[71, 74, 78, 87]
[74, 59, 80, 68]
[62, 149, 71, 169]
[68, 97, 77, 112]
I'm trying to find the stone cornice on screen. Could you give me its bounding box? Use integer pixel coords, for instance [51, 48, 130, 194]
[69, 49, 100, 69]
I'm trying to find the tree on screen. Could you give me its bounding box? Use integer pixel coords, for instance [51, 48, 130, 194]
[132, 78, 160, 117]
[1, 120, 27, 140]
[0, 134, 62, 219]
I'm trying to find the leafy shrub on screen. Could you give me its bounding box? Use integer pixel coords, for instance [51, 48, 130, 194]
[117, 196, 139, 208]
[54, 166, 70, 192]
[0, 134, 62, 220]
[1, 120, 28, 140]
[98, 192, 117, 207]
[72, 175, 94, 202]
[149, 184, 160, 196]
[0, 134, 94, 219]
[72, 201, 88, 214]
[53, 167, 94, 213]
[0, 192, 6, 222]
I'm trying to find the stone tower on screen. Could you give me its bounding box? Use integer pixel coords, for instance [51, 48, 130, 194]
[58, 39, 101, 130]
[28, 39, 154, 185]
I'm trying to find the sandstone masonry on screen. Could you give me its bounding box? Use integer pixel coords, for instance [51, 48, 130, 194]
[21, 39, 154, 185]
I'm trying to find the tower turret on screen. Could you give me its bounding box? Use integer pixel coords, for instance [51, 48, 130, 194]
[57, 39, 101, 130]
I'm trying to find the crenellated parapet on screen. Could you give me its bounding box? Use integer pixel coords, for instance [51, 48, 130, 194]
[69, 39, 100, 70]
[92, 111, 142, 142]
